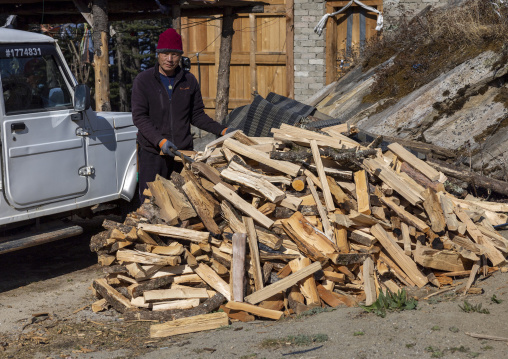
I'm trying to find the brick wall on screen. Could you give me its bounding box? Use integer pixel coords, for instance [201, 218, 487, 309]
[293, 0, 326, 102]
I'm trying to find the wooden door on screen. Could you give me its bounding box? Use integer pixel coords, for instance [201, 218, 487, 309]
[181, 1, 291, 120]
[325, 0, 383, 84]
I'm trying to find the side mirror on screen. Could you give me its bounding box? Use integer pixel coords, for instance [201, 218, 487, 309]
[74, 84, 91, 111]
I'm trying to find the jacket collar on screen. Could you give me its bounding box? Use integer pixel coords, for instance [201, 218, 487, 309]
[154, 63, 184, 82]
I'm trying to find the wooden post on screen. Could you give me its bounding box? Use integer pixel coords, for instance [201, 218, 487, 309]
[249, 13, 257, 99]
[215, 7, 234, 124]
[285, 0, 294, 98]
[232, 233, 247, 302]
[172, 5, 181, 33]
[325, 2, 337, 85]
[92, 0, 110, 111]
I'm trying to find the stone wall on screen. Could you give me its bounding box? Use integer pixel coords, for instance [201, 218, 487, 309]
[293, 0, 326, 102]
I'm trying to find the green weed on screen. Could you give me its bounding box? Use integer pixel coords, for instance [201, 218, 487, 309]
[361, 289, 417, 318]
[449, 326, 460, 333]
[491, 294, 503, 304]
[353, 331, 365, 336]
[426, 346, 444, 358]
[406, 343, 416, 348]
[431, 326, 441, 331]
[459, 300, 490, 314]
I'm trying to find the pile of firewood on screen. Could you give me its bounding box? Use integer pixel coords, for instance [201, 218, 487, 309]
[89, 124, 508, 338]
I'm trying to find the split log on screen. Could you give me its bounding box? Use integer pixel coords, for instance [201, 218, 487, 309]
[147, 179, 179, 225]
[400, 162, 445, 193]
[244, 217, 264, 291]
[388, 142, 441, 181]
[150, 312, 229, 338]
[363, 257, 377, 306]
[310, 139, 335, 211]
[232, 233, 247, 302]
[220, 167, 285, 203]
[137, 223, 209, 244]
[354, 170, 371, 215]
[306, 177, 334, 240]
[195, 263, 232, 301]
[371, 224, 428, 288]
[245, 261, 322, 304]
[92, 278, 135, 313]
[225, 301, 283, 320]
[214, 183, 274, 229]
[116, 249, 181, 266]
[422, 188, 446, 233]
[156, 174, 197, 221]
[228, 160, 291, 185]
[144, 288, 209, 302]
[428, 158, 508, 196]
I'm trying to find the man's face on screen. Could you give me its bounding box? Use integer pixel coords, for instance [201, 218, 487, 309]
[158, 51, 182, 75]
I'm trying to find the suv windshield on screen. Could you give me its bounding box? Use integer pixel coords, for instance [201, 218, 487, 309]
[0, 44, 73, 115]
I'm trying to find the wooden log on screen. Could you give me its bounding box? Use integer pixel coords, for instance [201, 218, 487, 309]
[214, 183, 274, 229]
[223, 138, 300, 177]
[380, 197, 430, 233]
[413, 246, 470, 272]
[92, 298, 109, 313]
[232, 233, 247, 302]
[364, 157, 423, 205]
[453, 206, 505, 266]
[401, 222, 412, 256]
[225, 301, 283, 320]
[147, 179, 179, 225]
[310, 140, 335, 211]
[137, 223, 209, 244]
[400, 162, 445, 193]
[116, 249, 180, 266]
[244, 261, 322, 304]
[422, 188, 446, 233]
[281, 211, 338, 262]
[244, 217, 264, 291]
[354, 170, 371, 215]
[220, 201, 281, 249]
[195, 263, 232, 301]
[316, 284, 344, 307]
[123, 293, 226, 321]
[322, 271, 346, 283]
[182, 175, 221, 236]
[371, 224, 428, 288]
[306, 176, 335, 241]
[292, 176, 306, 191]
[348, 210, 391, 230]
[228, 158, 291, 185]
[349, 229, 377, 246]
[221, 305, 256, 322]
[363, 256, 377, 306]
[191, 161, 236, 191]
[156, 174, 197, 221]
[428, 158, 508, 196]
[388, 142, 441, 181]
[150, 312, 229, 338]
[211, 246, 232, 269]
[144, 288, 209, 302]
[150, 243, 184, 256]
[152, 299, 200, 311]
[278, 194, 303, 211]
[334, 209, 349, 252]
[92, 278, 135, 313]
[220, 167, 285, 203]
[214, 6, 234, 122]
[329, 253, 370, 266]
[289, 258, 320, 306]
[272, 124, 360, 149]
[377, 252, 416, 287]
[136, 229, 159, 246]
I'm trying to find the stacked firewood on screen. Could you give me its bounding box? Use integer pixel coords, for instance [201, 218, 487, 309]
[89, 124, 508, 338]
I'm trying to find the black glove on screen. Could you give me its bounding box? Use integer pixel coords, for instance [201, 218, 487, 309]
[160, 139, 178, 157]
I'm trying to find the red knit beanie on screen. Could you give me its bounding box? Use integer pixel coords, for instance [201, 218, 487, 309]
[156, 28, 183, 54]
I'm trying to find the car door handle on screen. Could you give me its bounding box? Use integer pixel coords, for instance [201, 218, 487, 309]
[11, 123, 26, 132]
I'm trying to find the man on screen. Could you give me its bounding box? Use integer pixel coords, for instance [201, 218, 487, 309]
[132, 28, 234, 202]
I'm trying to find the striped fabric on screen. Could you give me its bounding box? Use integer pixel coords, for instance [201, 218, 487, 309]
[224, 92, 316, 137]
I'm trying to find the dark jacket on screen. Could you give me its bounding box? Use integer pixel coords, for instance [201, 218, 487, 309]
[131, 64, 226, 153]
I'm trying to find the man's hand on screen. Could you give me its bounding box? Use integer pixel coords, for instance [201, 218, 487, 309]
[159, 139, 178, 157]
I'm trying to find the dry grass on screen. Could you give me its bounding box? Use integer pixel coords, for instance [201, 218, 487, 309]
[355, 0, 508, 105]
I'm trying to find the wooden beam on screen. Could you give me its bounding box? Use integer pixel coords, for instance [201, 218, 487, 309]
[249, 13, 257, 99]
[215, 6, 234, 123]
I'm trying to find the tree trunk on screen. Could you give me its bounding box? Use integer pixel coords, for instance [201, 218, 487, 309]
[92, 0, 111, 111]
[116, 31, 128, 111]
[215, 7, 234, 124]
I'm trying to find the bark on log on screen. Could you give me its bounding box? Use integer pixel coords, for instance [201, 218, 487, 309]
[428, 158, 508, 196]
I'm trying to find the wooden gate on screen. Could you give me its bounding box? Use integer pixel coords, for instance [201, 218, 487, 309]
[325, 0, 383, 84]
[181, 0, 292, 119]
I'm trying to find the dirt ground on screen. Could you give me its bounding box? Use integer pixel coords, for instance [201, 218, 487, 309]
[1, 217, 508, 359]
